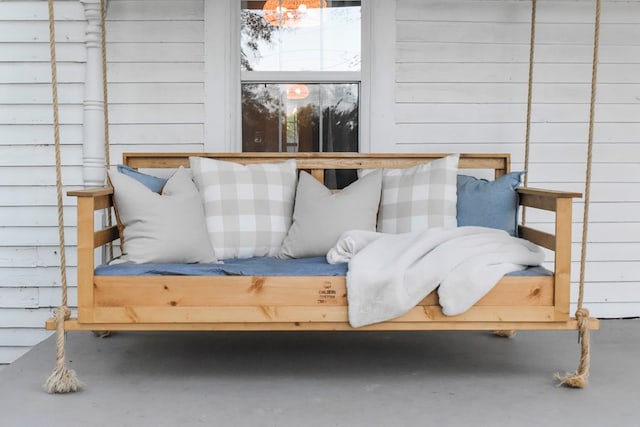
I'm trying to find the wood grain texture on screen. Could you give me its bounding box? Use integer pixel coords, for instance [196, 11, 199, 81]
[92, 275, 553, 308]
[66, 152, 572, 331]
[48, 318, 601, 332]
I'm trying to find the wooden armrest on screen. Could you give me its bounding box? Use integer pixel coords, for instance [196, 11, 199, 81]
[518, 187, 582, 212]
[68, 187, 113, 197]
[517, 187, 582, 199]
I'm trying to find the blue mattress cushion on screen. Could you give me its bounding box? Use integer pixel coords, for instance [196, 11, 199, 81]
[95, 256, 552, 277]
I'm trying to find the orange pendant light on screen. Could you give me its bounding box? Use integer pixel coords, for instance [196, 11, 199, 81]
[263, 0, 327, 27]
[286, 84, 310, 100]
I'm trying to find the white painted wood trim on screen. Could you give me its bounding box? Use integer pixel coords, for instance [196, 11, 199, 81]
[240, 71, 361, 82]
[359, 0, 372, 153]
[366, 0, 395, 153]
[80, 0, 106, 186]
[204, 0, 240, 152]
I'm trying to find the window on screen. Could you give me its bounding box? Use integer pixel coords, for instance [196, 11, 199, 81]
[204, 1, 394, 162]
[239, 1, 362, 157]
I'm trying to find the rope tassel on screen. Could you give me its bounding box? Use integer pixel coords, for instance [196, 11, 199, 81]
[554, 308, 591, 388]
[44, 307, 82, 393]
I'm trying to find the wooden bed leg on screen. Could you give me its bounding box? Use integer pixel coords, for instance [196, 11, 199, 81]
[493, 330, 517, 338]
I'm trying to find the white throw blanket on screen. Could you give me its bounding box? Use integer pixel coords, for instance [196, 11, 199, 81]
[327, 227, 545, 328]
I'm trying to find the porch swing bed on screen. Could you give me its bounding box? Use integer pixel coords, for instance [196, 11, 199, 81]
[43, 0, 604, 392]
[54, 152, 586, 333]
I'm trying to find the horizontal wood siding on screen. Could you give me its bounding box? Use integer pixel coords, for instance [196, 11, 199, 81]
[0, 0, 638, 363]
[0, 0, 86, 364]
[395, 0, 640, 318]
[0, 0, 204, 364]
[101, 0, 205, 163]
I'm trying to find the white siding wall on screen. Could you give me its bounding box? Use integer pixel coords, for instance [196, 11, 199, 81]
[0, 0, 638, 364]
[0, 0, 86, 364]
[394, 0, 640, 318]
[0, 0, 205, 364]
[103, 0, 205, 158]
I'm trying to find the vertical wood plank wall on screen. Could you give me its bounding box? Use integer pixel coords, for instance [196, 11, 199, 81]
[0, 0, 638, 364]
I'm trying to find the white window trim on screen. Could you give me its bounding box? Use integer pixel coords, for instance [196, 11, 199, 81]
[241, 71, 360, 82]
[204, 0, 395, 153]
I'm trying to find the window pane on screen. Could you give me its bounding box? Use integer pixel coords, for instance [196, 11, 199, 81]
[242, 83, 358, 153]
[241, 1, 361, 72]
[241, 83, 282, 152]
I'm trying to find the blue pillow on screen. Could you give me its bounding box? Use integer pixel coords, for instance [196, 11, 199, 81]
[456, 172, 524, 236]
[115, 165, 167, 193]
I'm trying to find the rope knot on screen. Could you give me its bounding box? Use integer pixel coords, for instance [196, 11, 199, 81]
[575, 307, 590, 321]
[52, 306, 71, 321]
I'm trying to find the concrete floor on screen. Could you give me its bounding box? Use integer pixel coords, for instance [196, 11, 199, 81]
[0, 319, 638, 427]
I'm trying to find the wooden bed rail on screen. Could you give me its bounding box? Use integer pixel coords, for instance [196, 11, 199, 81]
[122, 152, 510, 177]
[517, 187, 581, 321]
[69, 187, 120, 249]
[517, 187, 582, 251]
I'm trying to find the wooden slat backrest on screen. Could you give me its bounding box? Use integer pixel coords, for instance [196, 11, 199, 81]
[123, 152, 511, 178]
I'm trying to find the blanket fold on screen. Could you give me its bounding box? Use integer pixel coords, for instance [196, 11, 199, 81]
[327, 227, 545, 328]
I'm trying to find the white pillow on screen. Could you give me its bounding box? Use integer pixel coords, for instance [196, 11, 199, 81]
[377, 154, 459, 233]
[189, 157, 298, 259]
[108, 166, 217, 264]
[278, 169, 382, 259]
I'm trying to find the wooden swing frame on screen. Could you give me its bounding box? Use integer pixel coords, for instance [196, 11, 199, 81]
[44, 0, 602, 392]
[46, 151, 590, 332]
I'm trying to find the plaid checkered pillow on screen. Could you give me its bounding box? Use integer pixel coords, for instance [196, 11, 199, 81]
[189, 157, 298, 259]
[377, 154, 459, 233]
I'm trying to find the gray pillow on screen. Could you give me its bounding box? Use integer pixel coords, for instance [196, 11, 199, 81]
[108, 166, 217, 264]
[278, 169, 382, 259]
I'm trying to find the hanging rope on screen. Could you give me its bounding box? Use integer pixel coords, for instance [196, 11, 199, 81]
[521, 0, 537, 226]
[554, 0, 601, 389]
[44, 0, 81, 393]
[99, 0, 116, 266]
[101, 0, 111, 169]
[493, 0, 538, 341]
[87, 0, 114, 341]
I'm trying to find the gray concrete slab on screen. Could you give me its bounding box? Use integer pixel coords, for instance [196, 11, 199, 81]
[0, 319, 638, 427]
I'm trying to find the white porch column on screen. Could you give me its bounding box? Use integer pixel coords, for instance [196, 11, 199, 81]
[80, 0, 106, 187]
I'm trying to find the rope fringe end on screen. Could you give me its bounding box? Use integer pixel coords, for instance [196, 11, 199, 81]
[44, 306, 82, 394]
[554, 308, 591, 389]
[44, 365, 82, 394]
[554, 371, 588, 389]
